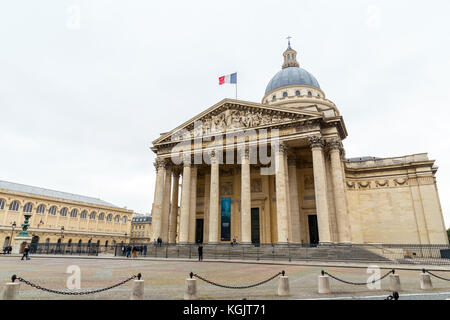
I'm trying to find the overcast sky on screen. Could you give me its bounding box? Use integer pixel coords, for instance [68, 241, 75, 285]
[1, 1, 449, 227]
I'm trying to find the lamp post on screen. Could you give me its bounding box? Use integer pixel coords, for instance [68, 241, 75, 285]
[10, 222, 16, 246]
[60, 226, 65, 240]
[124, 233, 128, 244]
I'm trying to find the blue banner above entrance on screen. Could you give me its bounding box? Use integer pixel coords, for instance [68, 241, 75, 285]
[221, 197, 231, 241]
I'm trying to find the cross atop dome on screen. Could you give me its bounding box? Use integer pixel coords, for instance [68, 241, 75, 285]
[282, 37, 299, 69]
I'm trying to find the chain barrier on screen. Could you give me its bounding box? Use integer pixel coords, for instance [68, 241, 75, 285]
[190, 271, 284, 289]
[10, 273, 141, 296]
[423, 269, 450, 282]
[321, 269, 395, 286]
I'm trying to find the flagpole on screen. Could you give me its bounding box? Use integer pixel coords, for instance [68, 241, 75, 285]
[235, 71, 238, 100]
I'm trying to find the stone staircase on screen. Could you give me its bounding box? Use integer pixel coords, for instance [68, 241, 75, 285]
[143, 244, 390, 262]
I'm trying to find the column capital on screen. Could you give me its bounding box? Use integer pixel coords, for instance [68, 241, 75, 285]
[182, 154, 192, 166]
[209, 149, 219, 164]
[240, 147, 250, 160]
[154, 158, 168, 171]
[325, 138, 345, 159]
[307, 135, 325, 149]
[275, 142, 288, 154]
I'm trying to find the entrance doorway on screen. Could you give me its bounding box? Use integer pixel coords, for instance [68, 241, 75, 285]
[251, 208, 260, 244]
[308, 215, 319, 246]
[31, 236, 39, 253]
[195, 219, 204, 243]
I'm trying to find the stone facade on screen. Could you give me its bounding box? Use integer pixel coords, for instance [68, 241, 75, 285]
[0, 183, 133, 248]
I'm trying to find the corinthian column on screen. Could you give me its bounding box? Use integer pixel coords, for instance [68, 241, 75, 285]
[169, 168, 180, 243]
[308, 136, 331, 244]
[275, 143, 289, 244]
[188, 165, 198, 243]
[208, 151, 220, 244]
[327, 139, 351, 243]
[288, 156, 301, 243]
[240, 149, 251, 244]
[178, 158, 192, 244]
[160, 165, 172, 242]
[151, 158, 167, 240]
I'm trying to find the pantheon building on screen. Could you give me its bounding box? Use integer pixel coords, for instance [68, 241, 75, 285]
[150, 43, 448, 246]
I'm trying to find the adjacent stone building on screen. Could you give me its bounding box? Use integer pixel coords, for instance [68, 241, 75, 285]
[149, 43, 448, 245]
[0, 180, 133, 248]
[130, 214, 152, 243]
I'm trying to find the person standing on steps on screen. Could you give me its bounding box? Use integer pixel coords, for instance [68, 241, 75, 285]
[198, 243, 203, 261]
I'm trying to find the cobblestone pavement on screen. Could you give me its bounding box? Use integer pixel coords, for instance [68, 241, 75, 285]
[1, 256, 450, 300]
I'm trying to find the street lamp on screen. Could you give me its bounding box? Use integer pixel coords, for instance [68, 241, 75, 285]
[10, 221, 16, 246]
[60, 226, 65, 240]
[124, 233, 128, 244]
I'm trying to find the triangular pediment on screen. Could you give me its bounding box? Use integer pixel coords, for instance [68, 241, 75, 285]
[153, 99, 323, 146]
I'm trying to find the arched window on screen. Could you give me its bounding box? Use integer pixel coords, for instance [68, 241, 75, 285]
[96, 240, 100, 246]
[9, 201, 20, 211]
[89, 212, 96, 220]
[36, 204, 46, 214]
[0, 199, 5, 210]
[78, 239, 82, 246]
[70, 209, 78, 218]
[282, 92, 288, 97]
[68, 239, 72, 247]
[308, 91, 312, 96]
[57, 238, 62, 244]
[272, 95, 276, 101]
[45, 238, 50, 244]
[80, 210, 87, 219]
[60, 207, 68, 217]
[49, 206, 57, 215]
[114, 215, 120, 223]
[88, 239, 92, 246]
[107, 214, 113, 222]
[122, 216, 127, 224]
[105, 240, 109, 248]
[287, 53, 290, 59]
[295, 90, 300, 96]
[23, 202, 33, 213]
[98, 213, 105, 221]
[3, 236, 10, 247]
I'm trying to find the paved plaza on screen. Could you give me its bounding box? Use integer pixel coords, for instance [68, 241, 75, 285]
[1, 256, 450, 300]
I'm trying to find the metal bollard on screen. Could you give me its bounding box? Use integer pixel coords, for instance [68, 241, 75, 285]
[389, 270, 401, 291]
[130, 273, 144, 300]
[184, 272, 197, 300]
[277, 270, 289, 296]
[318, 271, 331, 294]
[2, 276, 20, 300]
[420, 270, 433, 290]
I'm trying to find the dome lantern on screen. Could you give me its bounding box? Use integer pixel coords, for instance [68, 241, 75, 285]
[282, 37, 299, 69]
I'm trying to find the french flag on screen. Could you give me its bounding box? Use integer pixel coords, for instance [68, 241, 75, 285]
[219, 72, 237, 85]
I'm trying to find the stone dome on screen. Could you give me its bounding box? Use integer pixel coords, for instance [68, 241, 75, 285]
[265, 66, 320, 95]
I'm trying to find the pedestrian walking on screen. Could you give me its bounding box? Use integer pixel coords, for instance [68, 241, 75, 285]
[126, 245, 132, 258]
[198, 243, 203, 261]
[21, 244, 30, 261]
